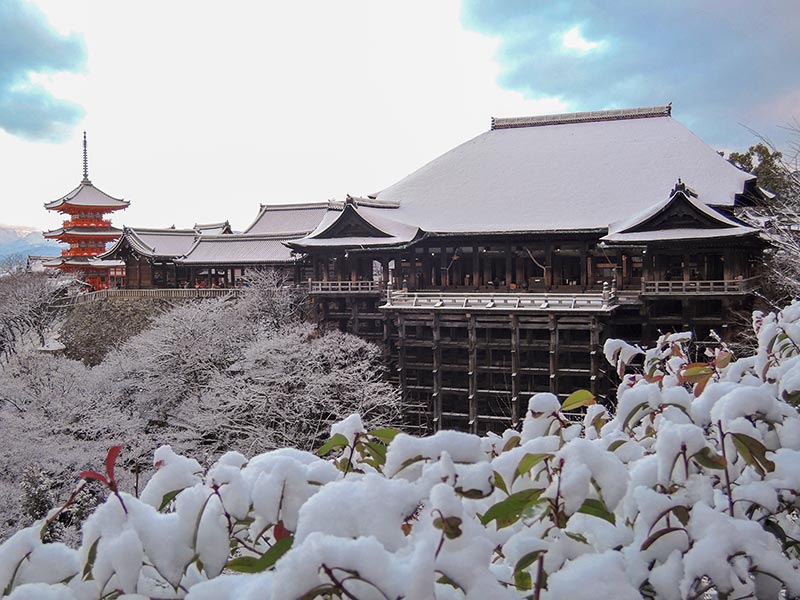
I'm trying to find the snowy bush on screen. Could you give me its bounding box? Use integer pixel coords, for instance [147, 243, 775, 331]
[5, 304, 800, 598]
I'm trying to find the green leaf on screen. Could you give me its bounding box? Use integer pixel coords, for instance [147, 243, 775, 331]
[648, 505, 691, 536]
[514, 453, 552, 482]
[607, 440, 627, 453]
[576, 498, 615, 524]
[565, 531, 589, 544]
[731, 433, 775, 476]
[622, 402, 649, 432]
[502, 436, 521, 453]
[514, 549, 545, 576]
[514, 570, 532, 591]
[368, 428, 400, 444]
[692, 447, 726, 470]
[561, 389, 596, 411]
[480, 489, 543, 528]
[82, 538, 100, 580]
[455, 486, 492, 499]
[317, 433, 349, 457]
[493, 471, 509, 495]
[158, 489, 183, 512]
[640, 527, 687, 551]
[226, 536, 294, 573]
[433, 515, 463, 539]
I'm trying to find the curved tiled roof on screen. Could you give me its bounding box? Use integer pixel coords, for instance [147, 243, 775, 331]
[371, 106, 754, 234]
[44, 181, 129, 211]
[178, 234, 298, 265]
[244, 202, 329, 236]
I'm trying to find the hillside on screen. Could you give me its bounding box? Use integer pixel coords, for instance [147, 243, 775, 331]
[0, 224, 63, 259]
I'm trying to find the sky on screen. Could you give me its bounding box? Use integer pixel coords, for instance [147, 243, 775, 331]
[1, 0, 798, 231]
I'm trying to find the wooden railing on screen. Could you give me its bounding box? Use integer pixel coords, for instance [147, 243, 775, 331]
[308, 280, 383, 294]
[383, 291, 615, 312]
[65, 288, 244, 305]
[641, 277, 759, 295]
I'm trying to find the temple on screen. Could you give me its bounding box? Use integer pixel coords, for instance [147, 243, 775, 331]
[48, 106, 771, 434]
[43, 133, 129, 289]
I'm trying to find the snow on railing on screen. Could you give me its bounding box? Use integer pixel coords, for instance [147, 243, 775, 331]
[65, 288, 244, 305]
[308, 280, 383, 293]
[382, 290, 616, 312]
[641, 276, 760, 295]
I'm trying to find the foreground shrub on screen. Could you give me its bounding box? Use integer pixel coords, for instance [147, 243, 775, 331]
[5, 303, 800, 598]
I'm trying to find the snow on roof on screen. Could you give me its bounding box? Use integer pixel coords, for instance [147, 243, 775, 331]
[289, 200, 420, 249]
[43, 226, 122, 238]
[194, 221, 232, 235]
[44, 181, 129, 211]
[601, 227, 756, 243]
[244, 203, 330, 235]
[100, 227, 200, 259]
[372, 106, 754, 234]
[177, 234, 298, 265]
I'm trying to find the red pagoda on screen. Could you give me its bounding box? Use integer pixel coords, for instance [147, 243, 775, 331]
[44, 133, 129, 289]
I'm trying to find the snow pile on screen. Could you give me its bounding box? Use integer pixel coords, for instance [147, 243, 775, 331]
[6, 302, 800, 598]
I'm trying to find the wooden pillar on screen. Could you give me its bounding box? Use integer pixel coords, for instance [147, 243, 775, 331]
[510, 314, 520, 427]
[351, 298, 359, 335]
[589, 317, 600, 398]
[350, 256, 358, 282]
[189, 267, 195, 287]
[441, 245, 448, 288]
[505, 242, 512, 288]
[580, 246, 587, 289]
[483, 248, 492, 287]
[544, 246, 553, 290]
[516, 247, 524, 288]
[396, 314, 407, 406]
[468, 314, 478, 434]
[549, 314, 558, 395]
[472, 244, 480, 288]
[432, 313, 442, 430]
[683, 252, 691, 282]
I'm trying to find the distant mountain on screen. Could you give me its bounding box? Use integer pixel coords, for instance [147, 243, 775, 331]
[0, 224, 63, 259]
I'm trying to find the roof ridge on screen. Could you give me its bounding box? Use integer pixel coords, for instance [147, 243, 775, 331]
[491, 104, 672, 130]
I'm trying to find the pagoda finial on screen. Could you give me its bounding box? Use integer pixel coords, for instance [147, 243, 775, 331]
[82, 131, 91, 184]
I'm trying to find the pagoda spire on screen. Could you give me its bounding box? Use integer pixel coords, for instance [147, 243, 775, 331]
[82, 131, 91, 184]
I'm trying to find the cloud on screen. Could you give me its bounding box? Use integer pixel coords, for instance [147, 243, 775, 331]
[461, 1, 800, 150]
[0, 0, 86, 142]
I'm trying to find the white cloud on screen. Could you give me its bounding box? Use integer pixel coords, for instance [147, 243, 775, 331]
[8, 0, 566, 230]
[561, 26, 602, 53]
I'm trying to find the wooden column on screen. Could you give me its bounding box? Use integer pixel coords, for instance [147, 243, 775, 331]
[351, 298, 359, 335]
[516, 248, 524, 288]
[432, 313, 442, 430]
[549, 314, 558, 395]
[472, 245, 480, 288]
[580, 246, 587, 289]
[468, 314, 478, 434]
[505, 242, 512, 288]
[510, 314, 520, 427]
[441, 246, 448, 288]
[589, 317, 600, 397]
[396, 314, 407, 404]
[683, 252, 691, 282]
[544, 246, 553, 290]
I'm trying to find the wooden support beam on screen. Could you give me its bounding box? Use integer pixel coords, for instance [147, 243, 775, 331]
[351, 298, 359, 335]
[468, 314, 478, 434]
[510, 314, 521, 427]
[432, 313, 442, 430]
[472, 244, 480, 288]
[396, 315, 407, 405]
[505, 242, 512, 287]
[589, 316, 600, 397]
[549, 314, 558, 394]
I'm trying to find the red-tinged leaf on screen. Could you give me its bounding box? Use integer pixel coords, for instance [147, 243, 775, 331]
[273, 521, 290, 541]
[79, 471, 108, 486]
[671, 343, 685, 359]
[714, 351, 733, 369]
[105, 445, 123, 483]
[694, 376, 710, 397]
[640, 527, 687, 551]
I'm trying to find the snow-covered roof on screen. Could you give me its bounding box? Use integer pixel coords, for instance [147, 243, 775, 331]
[44, 181, 129, 211]
[100, 227, 199, 259]
[177, 234, 297, 265]
[194, 221, 232, 235]
[43, 226, 122, 239]
[601, 180, 758, 243]
[244, 203, 329, 236]
[368, 105, 754, 234]
[288, 199, 420, 249]
[44, 256, 124, 269]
